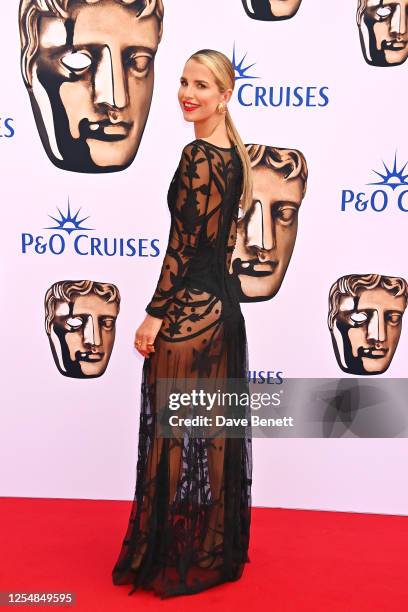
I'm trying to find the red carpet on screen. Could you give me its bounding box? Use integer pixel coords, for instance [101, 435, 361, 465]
[1, 498, 407, 611]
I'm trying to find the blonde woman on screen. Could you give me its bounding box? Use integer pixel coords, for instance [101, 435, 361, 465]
[112, 49, 253, 598]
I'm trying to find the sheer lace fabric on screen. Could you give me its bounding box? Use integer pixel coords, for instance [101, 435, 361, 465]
[112, 140, 252, 598]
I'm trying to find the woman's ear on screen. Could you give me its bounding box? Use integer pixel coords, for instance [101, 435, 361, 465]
[222, 88, 233, 104]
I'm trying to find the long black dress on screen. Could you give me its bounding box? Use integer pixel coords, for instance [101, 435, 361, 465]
[112, 139, 252, 598]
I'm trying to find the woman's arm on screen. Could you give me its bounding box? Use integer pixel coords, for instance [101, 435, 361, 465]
[134, 142, 212, 358]
[145, 141, 212, 319]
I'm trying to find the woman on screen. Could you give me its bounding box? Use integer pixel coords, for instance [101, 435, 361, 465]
[112, 48, 253, 599]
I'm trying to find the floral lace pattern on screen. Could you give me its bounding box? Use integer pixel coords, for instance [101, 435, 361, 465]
[112, 140, 252, 598]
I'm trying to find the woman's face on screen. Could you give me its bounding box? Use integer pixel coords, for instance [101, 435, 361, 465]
[178, 59, 232, 122]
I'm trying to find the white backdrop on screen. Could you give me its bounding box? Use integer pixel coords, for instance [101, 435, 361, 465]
[1, 0, 407, 515]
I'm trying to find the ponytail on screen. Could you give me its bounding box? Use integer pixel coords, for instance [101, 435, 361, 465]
[225, 109, 253, 214]
[188, 48, 254, 214]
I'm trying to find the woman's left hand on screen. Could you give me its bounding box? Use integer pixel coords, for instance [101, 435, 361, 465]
[134, 314, 164, 358]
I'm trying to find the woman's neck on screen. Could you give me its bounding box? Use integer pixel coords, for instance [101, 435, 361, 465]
[194, 116, 230, 146]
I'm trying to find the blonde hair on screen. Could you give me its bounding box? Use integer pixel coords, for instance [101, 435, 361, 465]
[188, 49, 253, 214]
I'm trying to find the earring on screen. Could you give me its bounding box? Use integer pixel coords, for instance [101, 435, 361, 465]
[217, 102, 227, 114]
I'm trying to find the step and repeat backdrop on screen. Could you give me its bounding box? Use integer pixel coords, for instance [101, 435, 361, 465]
[1, 0, 408, 514]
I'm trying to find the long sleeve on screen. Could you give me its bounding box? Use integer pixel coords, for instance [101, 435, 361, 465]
[145, 142, 212, 319]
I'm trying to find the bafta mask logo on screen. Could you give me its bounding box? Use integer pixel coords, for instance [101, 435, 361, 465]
[230, 144, 308, 302]
[45, 280, 121, 378]
[357, 0, 408, 67]
[19, 0, 164, 173]
[242, 0, 303, 21]
[328, 274, 408, 375]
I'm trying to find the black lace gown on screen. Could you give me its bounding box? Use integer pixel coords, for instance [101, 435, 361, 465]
[112, 139, 252, 598]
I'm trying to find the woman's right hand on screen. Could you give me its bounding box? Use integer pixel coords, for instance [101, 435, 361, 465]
[134, 314, 164, 358]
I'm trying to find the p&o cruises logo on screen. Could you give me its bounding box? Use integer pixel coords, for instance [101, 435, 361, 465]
[341, 155, 408, 213]
[231, 43, 329, 109]
[21, 200, 160, 257]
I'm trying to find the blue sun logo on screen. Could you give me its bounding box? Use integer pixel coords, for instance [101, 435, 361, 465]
[232, 43, 258, 81]
[368, 155, 408, 191]
[45, 200, 94, 234]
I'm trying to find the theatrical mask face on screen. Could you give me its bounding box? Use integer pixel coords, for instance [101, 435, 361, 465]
[230, 165, 304, 302]
[359, 0, 408, 66]
[27, 1, 160, 172]
[242, 0, 302, 20]
[331, 288, 406, 375]
[48, 294, 118, 378]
